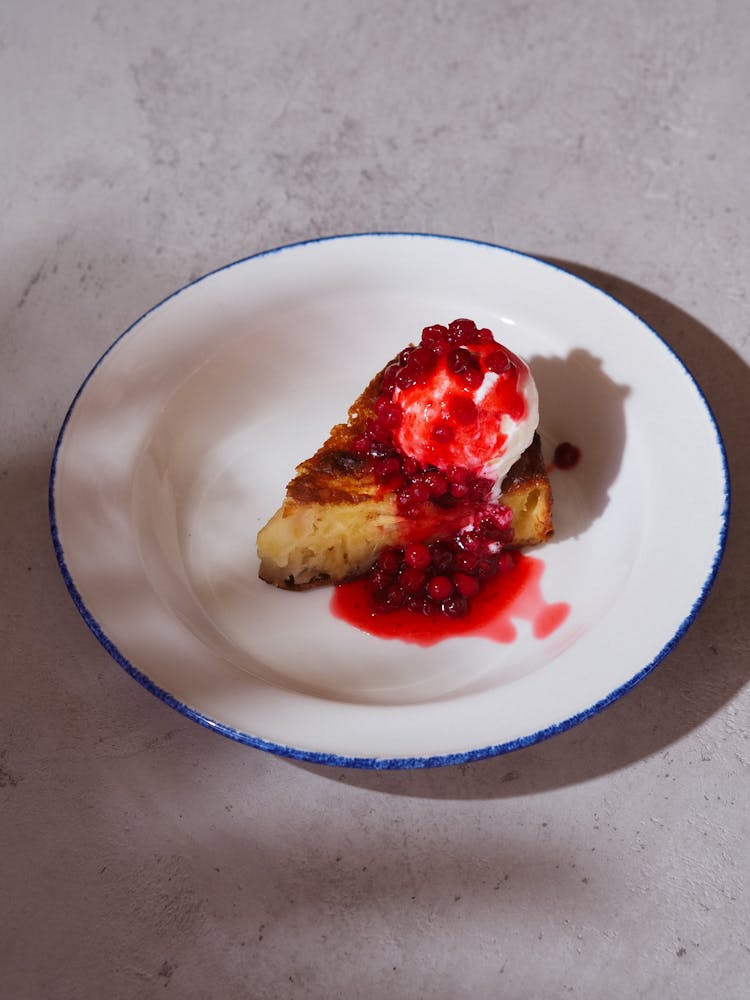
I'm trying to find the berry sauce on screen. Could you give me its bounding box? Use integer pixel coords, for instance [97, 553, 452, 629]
[331, 550, 570, 648]
[339, 318, 566, 641]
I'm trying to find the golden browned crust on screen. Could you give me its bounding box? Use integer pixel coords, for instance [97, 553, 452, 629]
[286, 369, 381, 505]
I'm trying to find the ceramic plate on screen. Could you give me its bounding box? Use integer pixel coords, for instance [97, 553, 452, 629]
[50, 234, 729, 767]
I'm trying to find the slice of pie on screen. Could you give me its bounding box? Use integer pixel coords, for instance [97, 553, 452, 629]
[257, 319, 553, 592]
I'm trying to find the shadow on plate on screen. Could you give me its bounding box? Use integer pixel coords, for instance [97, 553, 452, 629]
[529, 347, 629, 543]
[290, 261, 749, 799]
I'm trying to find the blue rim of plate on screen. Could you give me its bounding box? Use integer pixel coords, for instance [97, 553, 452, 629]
[49, 232, 731, 769]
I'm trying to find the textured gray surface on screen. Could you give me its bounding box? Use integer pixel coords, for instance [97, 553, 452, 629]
[2, 2, 749, 998]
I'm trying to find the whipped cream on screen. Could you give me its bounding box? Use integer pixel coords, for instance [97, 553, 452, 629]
[392, 341, 539, 495]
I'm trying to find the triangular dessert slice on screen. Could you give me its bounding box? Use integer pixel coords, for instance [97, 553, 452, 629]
[257, 319, 553, 592]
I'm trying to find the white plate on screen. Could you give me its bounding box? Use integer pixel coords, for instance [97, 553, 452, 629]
[50, 234, 729, 767]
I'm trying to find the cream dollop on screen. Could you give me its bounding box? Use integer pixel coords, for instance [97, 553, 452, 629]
[392, 342, 539, 495]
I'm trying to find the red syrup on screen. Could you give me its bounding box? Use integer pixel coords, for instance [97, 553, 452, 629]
[331, 551, 570, 648]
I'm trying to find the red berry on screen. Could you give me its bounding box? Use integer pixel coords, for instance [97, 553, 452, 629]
[376, 548, 402, 574]
[468, 476, 493, 500]
[456, 531, 480, 552]
[422, 470, 448, 497]
[448, 318, 478, 344]
[448, 394, 477, 425]
[454, 550, 479, 573]
[395, 366, 418, 390]
[404, 543, 431, 570]
[485, 349, 512, 374]
[429, 543, 455, 573]
[406, 595, 436, 615]
[453, 572, 479, 598]
[460, 366, 483, 389]
[421, 324, 449, 348]
[374, 457, 402, 483]
[412, 482, 430, 505]
[553, 442, 581, 469]
[396, 486, 413, 509]
[446, 346, 475, 375]
[374, 398, 403, 430]
[427, 575, 453, 601]
[380, 363, 401, 392]
[477, 556, 499, 579]
[384, 586, 406, 609]
[409, 346, 439, 377]
[441, 594, 469, 618]
[399, 566, 426, 594]
[370, 569, 392, 593]
[477, 503, 513, 532]
[396, 478, 431, 512]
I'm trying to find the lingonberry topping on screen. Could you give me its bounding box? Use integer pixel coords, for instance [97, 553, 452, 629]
[447, 318, 478, 344]
[427, 575, 454, 602]
[374, 395, 403, 429]
[477, 555, 499, 579]
[370, 569, 392, 593]
[368, 439, 394, 459]
[448, 394, 478, 425]
[453, 550, 479, 574]
[395, 366, 418, 390]
[409, 346, 439, 377]
[468, 476, 493, 501]
[446, 346, 477, 376]
[553, 441, 581, 469]
[476, 503, 513, 533]
[383, 587, 406, 609]
[422, 470, 448, 497]
[356, 319, 523, 620]
[485, 349, 512, 374]
[373, 456, 402, 483]
[399, 566, 426, 593]
[453, 572, 480, 598]
[460, 366, 484, 389]
[377, 548, 402, 574]
[441, 594, 469, 617]
[421, 324, 451, 354]
[404, 543, 431, 570]
[407, 595, 437, 616]
[383, 364, 408, 395]
[429, 542, 455, 573]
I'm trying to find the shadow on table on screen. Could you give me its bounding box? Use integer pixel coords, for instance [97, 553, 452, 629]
[293, 261, 750, 800]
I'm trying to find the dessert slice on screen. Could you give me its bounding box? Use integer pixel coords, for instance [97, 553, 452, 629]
[257, 319, 553, 592]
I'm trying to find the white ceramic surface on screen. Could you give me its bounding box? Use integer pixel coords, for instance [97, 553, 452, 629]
[50, 234, 729, 766]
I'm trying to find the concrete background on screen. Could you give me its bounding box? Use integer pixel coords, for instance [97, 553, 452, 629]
[2, 2, 749, 997]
